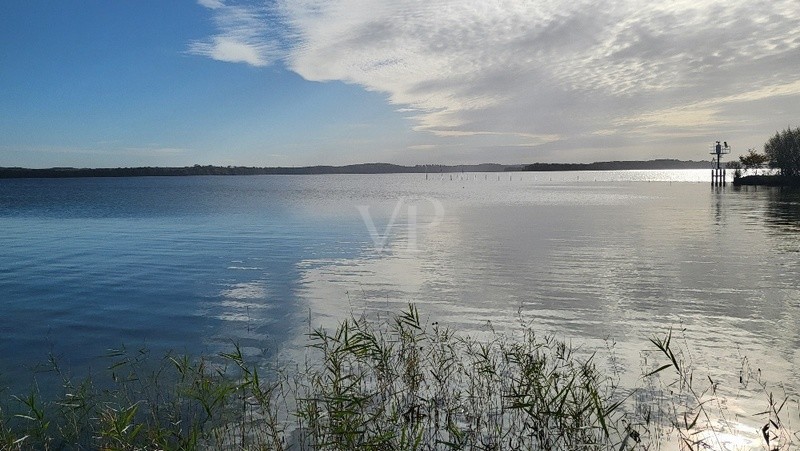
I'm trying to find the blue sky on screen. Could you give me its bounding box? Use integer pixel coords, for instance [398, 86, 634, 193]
[2, 1, 800, 168]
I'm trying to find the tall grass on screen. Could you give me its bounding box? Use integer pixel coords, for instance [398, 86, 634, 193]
[293, 305, 627, 450]
[0, 305, 796, 450]
[0, 344, 289, 450]
[638, 328, 799, 450]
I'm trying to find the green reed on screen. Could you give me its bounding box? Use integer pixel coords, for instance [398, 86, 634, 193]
[0, 304, 796, 450]
[638, 328, 799, 450]
[292, 305, 627, 450]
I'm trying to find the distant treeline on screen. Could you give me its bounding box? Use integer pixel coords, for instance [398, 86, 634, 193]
[0, 163, 510, 179]
[0, 160, 708, 179]
[521, 159, 710, 172]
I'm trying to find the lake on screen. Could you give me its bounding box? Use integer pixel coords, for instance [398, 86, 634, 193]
[1, 170, 798, 446]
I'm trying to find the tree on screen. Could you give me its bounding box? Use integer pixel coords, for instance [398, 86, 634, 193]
[726, 160, 743, 179]
[738, 148, 769, 175]
[764, 127, 800, 177]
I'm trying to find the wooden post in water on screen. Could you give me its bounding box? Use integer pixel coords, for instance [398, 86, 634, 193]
[711, 167, 725, 186]
[709, 140, 730, 187]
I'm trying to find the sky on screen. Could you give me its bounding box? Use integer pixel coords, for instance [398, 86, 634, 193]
[1, 0, 799, 168]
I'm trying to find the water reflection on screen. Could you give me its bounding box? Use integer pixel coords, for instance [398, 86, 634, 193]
[2, 173, 798, 448]
[764, 187, 800, 236]
[290, 179, 800, 449]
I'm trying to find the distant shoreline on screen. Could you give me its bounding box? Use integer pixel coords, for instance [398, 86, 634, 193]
[0, 160, 710, 179]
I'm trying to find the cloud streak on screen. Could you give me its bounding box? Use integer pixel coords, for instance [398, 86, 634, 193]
[194, 0, 800, 159]
[189, 0, 282, 67]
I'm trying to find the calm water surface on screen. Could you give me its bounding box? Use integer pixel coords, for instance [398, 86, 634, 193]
[1, 171, 798, 445]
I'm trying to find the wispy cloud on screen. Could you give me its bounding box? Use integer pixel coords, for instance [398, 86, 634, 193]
[197, 0, 225, 9]
[615, 79, 800, 132]
[193, 0, 800, 158]
[188, 0, 282, 67]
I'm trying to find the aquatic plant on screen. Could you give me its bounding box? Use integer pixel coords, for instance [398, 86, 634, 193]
[292, 305, 627, 450]
[638, 328, 799, 450]
[0, 305, 796, 450]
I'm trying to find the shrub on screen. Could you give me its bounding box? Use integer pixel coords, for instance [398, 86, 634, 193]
[764, 127, 800, 177]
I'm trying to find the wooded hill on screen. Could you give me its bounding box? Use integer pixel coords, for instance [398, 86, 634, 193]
[0, 160, 709, 179]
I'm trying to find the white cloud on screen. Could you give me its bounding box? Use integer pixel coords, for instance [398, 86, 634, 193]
[197, 0, 225, 9]
[193, 0, 800, 159]
[190, 36, 269, 66]
[189, 0, 281, 67]
[615, 79, 800, 132]
[278, 0, 800, 154]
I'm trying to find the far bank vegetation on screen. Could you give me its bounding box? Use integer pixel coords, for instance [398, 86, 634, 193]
[731, 126, 800, 185]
